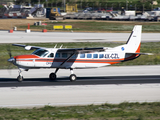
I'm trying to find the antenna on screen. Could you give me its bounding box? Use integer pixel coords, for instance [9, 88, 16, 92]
[60, 44, 63, 48]
[54, 44, 57, 48]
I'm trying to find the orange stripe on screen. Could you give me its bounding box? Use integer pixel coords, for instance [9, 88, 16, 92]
[136, 43, 141, 53]
[15, 55, 39, 59]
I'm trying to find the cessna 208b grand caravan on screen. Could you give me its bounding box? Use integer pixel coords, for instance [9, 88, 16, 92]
[8, 25, 148, 82]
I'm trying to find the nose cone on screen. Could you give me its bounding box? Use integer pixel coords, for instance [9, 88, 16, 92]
[7, 57, 15, 63]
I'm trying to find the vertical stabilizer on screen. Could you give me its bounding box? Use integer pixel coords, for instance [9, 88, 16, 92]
[125, 25, 142, 53]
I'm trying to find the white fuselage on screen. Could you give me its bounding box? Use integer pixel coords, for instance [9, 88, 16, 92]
[14, 48, 137, 69]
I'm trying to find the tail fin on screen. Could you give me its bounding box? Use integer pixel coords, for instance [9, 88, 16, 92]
[125, 25, 142, 53]
[123, 25, 152, 56]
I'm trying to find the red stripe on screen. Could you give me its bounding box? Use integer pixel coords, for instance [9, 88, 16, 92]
[15, 54, 138, 65]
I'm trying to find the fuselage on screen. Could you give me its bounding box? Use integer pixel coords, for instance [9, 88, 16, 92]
[12, 48, 139, 69]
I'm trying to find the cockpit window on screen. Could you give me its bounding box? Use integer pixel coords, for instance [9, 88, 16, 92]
[32, 49, 49, 57]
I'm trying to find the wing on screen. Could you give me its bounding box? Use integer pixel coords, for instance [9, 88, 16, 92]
[13, 44, 107, 53]
[57, 47, 107, 53]
[12, 44, 45, 50]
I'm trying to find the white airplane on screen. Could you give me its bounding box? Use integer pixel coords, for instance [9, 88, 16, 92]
[8, 25, 149, 82]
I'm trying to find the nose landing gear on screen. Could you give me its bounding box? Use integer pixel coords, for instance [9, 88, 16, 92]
[17, 68, 28, 82]
[17, 75, 23, 82]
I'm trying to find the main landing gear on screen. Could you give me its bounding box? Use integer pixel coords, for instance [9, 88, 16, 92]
[49, 68, 77, 82]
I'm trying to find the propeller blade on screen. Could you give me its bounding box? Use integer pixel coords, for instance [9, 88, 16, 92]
[6, 45, 12, 58]
[6, 44, 13, 74]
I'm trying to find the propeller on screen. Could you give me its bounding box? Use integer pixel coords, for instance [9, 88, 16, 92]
[6, 45, 14, 74]
[7, 45, 12, 58]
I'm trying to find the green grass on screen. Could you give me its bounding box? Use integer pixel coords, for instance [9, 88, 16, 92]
[1, 42, 160, 69]
[19, 21, 160, 32]
[0, 102, 160, 120]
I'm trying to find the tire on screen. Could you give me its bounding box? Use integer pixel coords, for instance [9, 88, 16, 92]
[69, 74, 77, 82]
[17, 75, 23, 82]
[49, 73, 56, 80]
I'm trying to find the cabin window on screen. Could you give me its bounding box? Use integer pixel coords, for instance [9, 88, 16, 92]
[55, 53, 60, 58]
[48, 53, 54, 58]
[99, 54, 104, 58]
[71, 54, 77, 58]
[80, 54, 85, 58]
[69, 53, 77, 58]
[93, 54, 98, 58]
[62, 53, 68, 58]
[87, 54, 92, 58]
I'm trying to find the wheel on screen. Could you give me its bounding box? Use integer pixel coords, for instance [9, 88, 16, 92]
[17, 75, 23, 82]
[49, 73, 56, 81]
[69, 74, 77, 82]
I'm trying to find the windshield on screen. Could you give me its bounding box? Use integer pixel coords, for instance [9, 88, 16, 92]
[32, 49, 49, 57]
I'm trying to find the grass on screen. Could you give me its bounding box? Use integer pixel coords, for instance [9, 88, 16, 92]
[18, 21, 160, 32]
[1, 42, 160, 69]
[0, 102, 160, 120]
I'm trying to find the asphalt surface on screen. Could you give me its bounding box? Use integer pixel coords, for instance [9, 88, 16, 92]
[0, 75, 160, 87]
[1, 65, 160, 87]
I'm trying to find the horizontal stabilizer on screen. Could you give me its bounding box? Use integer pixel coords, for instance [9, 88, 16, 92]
[126, 52, 153, 55]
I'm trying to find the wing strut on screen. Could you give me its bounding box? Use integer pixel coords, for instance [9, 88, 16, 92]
[54, 52, 76, 74]
[60, 52, 76, 67]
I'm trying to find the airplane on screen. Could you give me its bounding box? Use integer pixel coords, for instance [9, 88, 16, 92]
[7, 25, 150, 82]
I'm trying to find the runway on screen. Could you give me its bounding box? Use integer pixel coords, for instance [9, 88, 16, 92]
[0, 31, 160, 43]
[0, 75, 160, 87]
[0, 30, 160, 108]
[1, 65, 160, 85]
[0, 65, 160, 108]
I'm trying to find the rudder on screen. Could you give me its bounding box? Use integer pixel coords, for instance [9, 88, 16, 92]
[126, 25, 142, 53]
